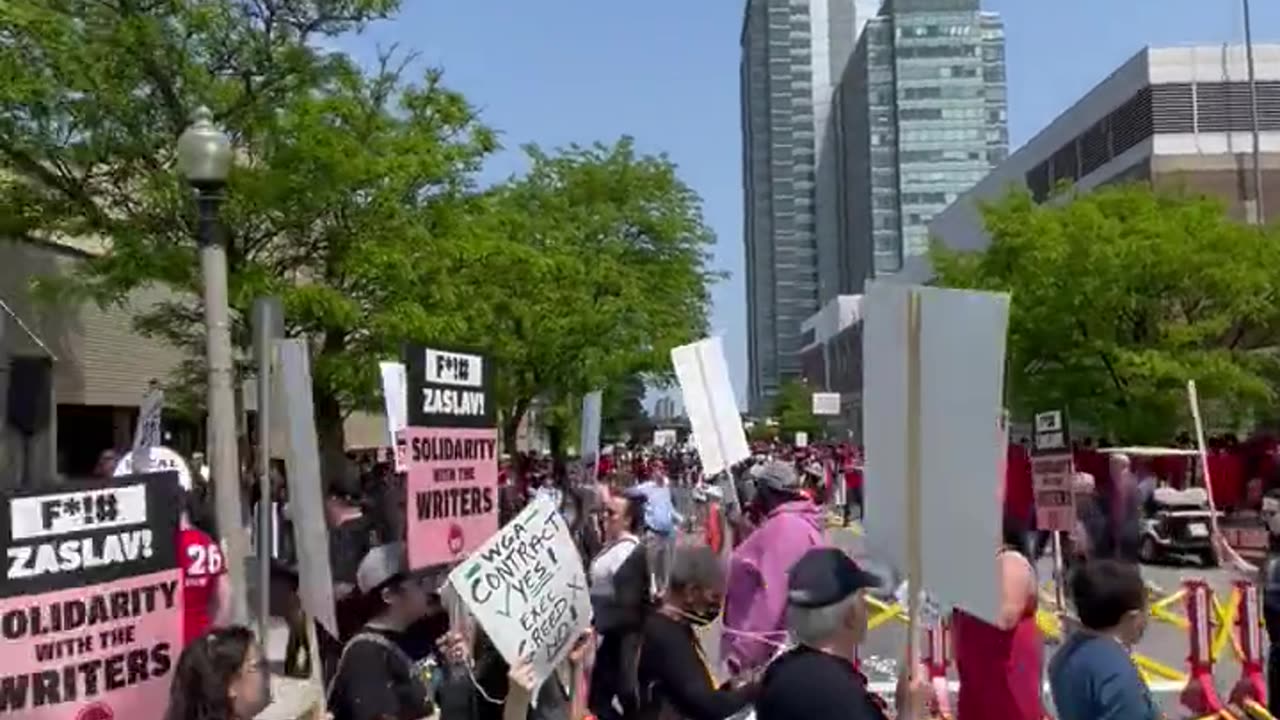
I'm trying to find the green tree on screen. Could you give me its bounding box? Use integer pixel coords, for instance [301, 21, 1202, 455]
[601, 374, 653, 442]
[932, 184, 1280, 442]
[1, 1, 495, 472]
[464, 139, 719, 452]
[771, 378, 820, 440]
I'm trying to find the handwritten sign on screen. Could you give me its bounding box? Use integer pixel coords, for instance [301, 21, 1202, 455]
[0, 473, 182, 719]
[447, 494, 592, 693]
[405, 426, 499, 569]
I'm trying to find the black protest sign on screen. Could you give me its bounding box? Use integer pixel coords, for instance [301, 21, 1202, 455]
[404, 344, 495, 429]
[0, 472, 183, 719]
[1031, 410, 1072, 457]
[0, 472, 181, 597]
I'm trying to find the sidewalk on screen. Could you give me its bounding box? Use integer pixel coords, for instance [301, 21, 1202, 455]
[256, 618, 322, 720]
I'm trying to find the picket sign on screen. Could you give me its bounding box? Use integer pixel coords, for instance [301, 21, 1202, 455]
[0, 472, 183, 720]
[113, 446, 193, 491]
[447, 494, 592, 705]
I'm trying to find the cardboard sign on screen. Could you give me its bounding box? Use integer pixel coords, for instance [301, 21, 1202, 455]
[1031, 410, 1075, 532]
[405, 426, 500, 569]
[380, 361, 410, 472]
[276, 339, 340, 637]
[863, 282, 1009, 625]
[131, 386, 163, 455]
[448, 494, 591, 694]
[671, 337, 750, 476]
[113, 446, 194, 492]
[812, 392, 841, 416]
[404, 345, 495, 429]
[0, 472, 182, 719]
[579, 391, 603, 482]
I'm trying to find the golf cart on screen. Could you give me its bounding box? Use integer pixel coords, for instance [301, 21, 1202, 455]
[1139, 486, 1219, 567]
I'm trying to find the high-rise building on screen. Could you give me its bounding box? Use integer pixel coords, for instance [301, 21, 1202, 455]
[741, 0, 863, 414]
[836, 0, 1008, 290]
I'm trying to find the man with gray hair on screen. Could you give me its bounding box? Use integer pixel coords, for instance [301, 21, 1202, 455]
[755, 547, 930, 720]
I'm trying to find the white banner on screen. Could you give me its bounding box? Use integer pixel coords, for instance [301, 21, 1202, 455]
[114, 446, 194, 491]
[129, 385, 164, 472]
[448, 494, 592, 696]
[811, 392, 841, 416]
[671, 337, 749, 476]
[379, 361, 409, 471]
[579, 390, 603, 482]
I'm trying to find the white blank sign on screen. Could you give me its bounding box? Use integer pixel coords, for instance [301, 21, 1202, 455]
[862, 282, 1009, 625]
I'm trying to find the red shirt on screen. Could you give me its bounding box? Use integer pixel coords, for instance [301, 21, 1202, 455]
[179, 528, 226, 644]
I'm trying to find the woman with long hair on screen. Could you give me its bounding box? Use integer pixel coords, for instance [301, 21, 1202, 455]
[164, 625, 271, 720]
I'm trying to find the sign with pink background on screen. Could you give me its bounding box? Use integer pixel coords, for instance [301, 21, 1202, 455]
[404, 426, 500, 569]
[0, 472, 183, 720]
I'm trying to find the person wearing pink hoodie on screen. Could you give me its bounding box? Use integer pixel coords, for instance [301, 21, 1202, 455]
[722, 461, 826, 674]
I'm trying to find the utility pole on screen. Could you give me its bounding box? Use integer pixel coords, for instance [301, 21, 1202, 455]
[1243, 0, 1266, 225]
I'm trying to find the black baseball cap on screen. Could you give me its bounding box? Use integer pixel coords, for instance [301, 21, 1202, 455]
[787, 547, 882, 609]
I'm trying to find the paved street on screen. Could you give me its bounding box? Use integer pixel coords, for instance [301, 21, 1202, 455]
[824, 523, 1254, 714]
[689, 520, 1258, 716]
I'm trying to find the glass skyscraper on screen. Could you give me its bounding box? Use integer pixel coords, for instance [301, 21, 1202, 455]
[741, 0, 862, 413]
[837, 0, 1008, 286]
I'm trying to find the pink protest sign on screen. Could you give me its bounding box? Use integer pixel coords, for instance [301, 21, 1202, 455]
[404, 426, 500, 569]
[0, 473, 184, 719]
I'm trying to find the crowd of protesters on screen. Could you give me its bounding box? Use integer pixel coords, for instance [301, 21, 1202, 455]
[147, 426, 1280, 720]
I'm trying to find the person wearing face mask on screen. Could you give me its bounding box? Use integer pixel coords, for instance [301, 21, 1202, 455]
[755, 547, 932, 720]
[1048, 559, 1157, 720]
[164, 625, 272, 720]
[635, 544, 757, 720]
[328, 543, 436, 720]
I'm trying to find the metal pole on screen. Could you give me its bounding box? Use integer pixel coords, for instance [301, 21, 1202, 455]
[252, 297, 283, 640]
[1243, 0, 1266, 225]
[197, 191, 249, 626]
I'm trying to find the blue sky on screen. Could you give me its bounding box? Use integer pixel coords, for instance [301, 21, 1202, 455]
[336, 0, 1279, 406]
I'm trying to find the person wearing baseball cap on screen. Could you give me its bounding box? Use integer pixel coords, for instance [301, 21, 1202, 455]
[754, 547, 931, 720]
[722, 460, 825, 675]
[327, 543, 435, 720]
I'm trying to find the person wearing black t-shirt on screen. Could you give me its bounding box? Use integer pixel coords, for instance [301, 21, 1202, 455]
[755, 548, 931, 720]
[635, 544, 756, 720]
[328, 543, 436, 720]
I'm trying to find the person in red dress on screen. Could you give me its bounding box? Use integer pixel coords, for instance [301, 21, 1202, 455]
[178, 491, 232, 644]
[953, 516, 1044, 720]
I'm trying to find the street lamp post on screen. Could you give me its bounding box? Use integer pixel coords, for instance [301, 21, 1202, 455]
[177, 106, 249, 626]
[1243, 0, 1266, 225]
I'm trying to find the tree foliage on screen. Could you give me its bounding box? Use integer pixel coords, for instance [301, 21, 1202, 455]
[460, 139, 719, 448]
[1, 1, 718, 467]
[771, 378, 820, 439]
[601, 375, 653, 442]
[932, 185, 1280, 442]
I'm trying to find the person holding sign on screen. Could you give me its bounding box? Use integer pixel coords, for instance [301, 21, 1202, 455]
[328, 543, 436, 720]
[635, 544, 757, 720]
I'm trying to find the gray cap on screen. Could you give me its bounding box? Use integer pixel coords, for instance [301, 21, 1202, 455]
[756, 460, 801, 493]
[357, 542, 408, 595]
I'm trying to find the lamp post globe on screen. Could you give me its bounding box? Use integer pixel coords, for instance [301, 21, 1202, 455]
[176, 106, 232, 188]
